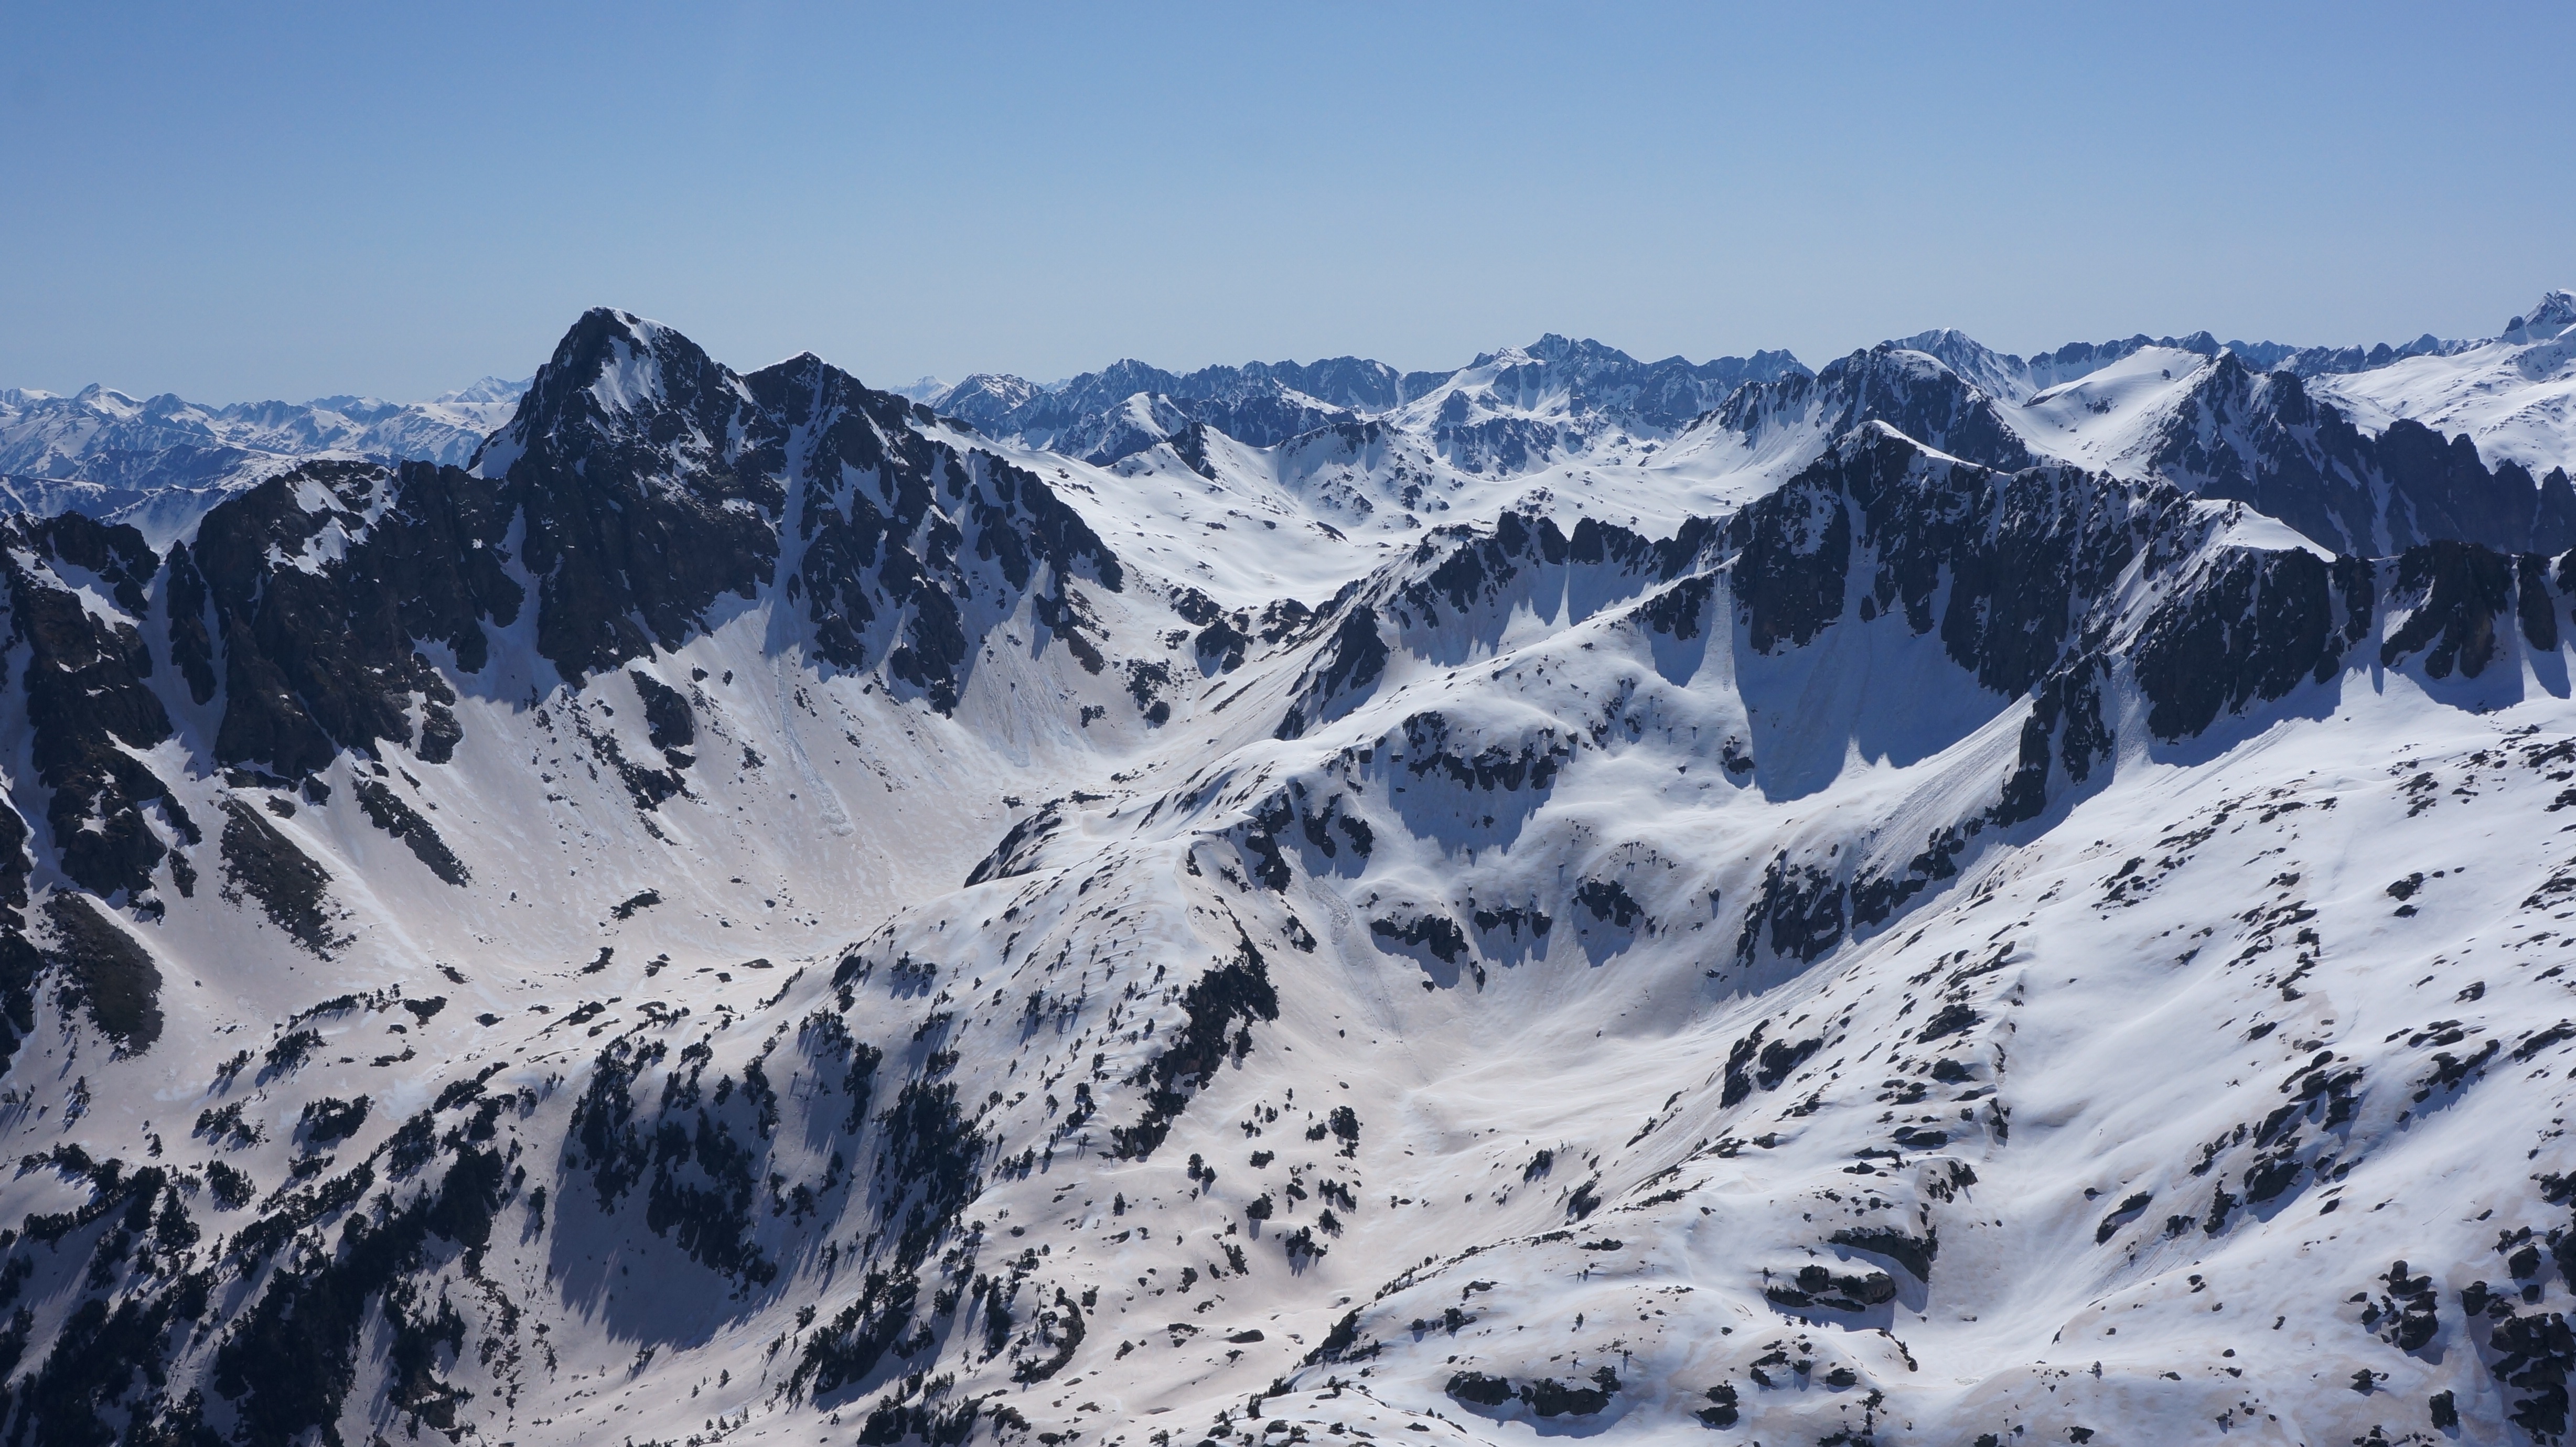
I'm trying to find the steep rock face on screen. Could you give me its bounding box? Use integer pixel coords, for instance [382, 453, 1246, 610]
[1708, 428, 2326, 949]
[1258, 425, 2489, 980]
[0, 511, 194, 903]
[182, 460, 523, 780]
[2140, 352, 2576, 556]
[169, 308, 1125, 751]
[1376, 507, 1698, 644]
[1709, 344, 2036, 473]
[0, 307, 1136, 934]
[1725, 426, 2571, 760]
[482, 312, 1122, 700]
[2130, 545, 2354, 739]
[476, 308, 784, 679]
[1728, 425, 2149, 692]
[742, 350, 1123, 704]
[1270, 507, 1709, 740]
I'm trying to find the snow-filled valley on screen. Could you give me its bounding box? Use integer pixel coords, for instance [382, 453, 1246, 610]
[0, 299, 2574, 1447]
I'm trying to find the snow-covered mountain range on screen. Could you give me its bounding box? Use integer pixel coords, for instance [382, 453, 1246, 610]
[0, 379, 526, 547]
[1, 295, 2574, 1447]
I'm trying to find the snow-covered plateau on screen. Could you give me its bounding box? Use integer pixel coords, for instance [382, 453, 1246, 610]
[1, 298, 2574, 1447]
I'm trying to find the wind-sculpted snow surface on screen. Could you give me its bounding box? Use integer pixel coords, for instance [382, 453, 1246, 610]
[3, 311, 2576, 1447]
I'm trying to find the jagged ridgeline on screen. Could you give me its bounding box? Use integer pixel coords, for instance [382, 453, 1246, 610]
[0, 307, 2572, 1447]
[0, 306, 1126, 953]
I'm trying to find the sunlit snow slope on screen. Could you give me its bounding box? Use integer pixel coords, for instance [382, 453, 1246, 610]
[2316, 290, 2576, 479]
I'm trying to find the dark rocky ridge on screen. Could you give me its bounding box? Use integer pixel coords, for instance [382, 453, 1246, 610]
[0, 308, 1134, 1043]
[740, 350, 1123, 704]
[1290, 415, 2563, 800]
[180, 458, 521, 779]
[464, 308, 1121, 697]
[1895, 326, 2471, 403]
[1709, 344, 2037, 473]
[1231, 422, 2576, 979]
[1723, 425, 2161, 698]
[1717, 425, 2573, 961]
[2140, 353, 2576, 558]
[941, 334, 1810, 470]
[1, 510, 194, 902]
[1704, 339, 2571, 567]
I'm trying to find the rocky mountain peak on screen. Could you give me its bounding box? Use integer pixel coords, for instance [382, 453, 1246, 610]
[2509, 288, 2576, 336]
[1708, 342, 2033, 474]
[481, 307, 739, 462]
[2138, 343, 2576, 556]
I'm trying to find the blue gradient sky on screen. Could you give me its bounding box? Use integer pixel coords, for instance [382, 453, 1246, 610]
[3, 2, 2568, 402]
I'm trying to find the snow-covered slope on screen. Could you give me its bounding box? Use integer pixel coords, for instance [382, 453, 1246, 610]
[1994, 349, 2576, 558]
[1895, 326, 2474, 408]
[2315, 291, 2576, 479]
[993, 310, 2576, 595]
[3, 309, 2576, 1447]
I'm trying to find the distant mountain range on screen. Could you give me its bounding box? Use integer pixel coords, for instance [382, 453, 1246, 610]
[16, 294, 2574, 559]
[0, 377, 525, 544]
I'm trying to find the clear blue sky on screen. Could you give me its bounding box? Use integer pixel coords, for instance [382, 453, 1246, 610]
[3, 2, 2568, 403]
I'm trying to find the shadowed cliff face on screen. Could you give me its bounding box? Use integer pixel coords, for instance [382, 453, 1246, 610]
[0, 309, 1144, 1064]
[156, 309, 1129, 795]
[2142, 353, 2576, 557]
[2, 510, 189, 903]
[178, 459, 524, 780]
[1714, 344, 2037, 476]
[467, 309, 1122, 694]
